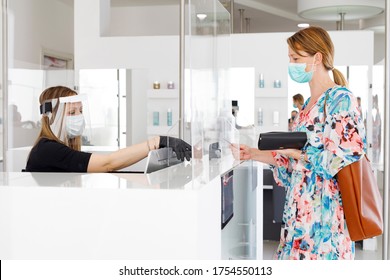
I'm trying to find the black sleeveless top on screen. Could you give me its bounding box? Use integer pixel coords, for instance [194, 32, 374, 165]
[25, 138, 92, 172]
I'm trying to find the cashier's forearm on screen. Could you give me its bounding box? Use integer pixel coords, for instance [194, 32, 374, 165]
[87, 136, 160, 172]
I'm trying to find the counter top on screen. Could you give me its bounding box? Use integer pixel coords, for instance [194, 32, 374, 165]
[0, 154, 250, 260]
[3, 150, 241, 190]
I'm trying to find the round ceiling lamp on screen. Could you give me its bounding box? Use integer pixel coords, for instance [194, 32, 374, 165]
[297, 0, 385, 21]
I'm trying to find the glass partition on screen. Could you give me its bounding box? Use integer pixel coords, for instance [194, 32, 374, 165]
[185, 0, 260, 260]
[186, 0, 239, 185]
[78, 69, 121, 147]
[2, 0, 74, 171]
[0, 4, 2, 169]
[371, 64, 384, 166]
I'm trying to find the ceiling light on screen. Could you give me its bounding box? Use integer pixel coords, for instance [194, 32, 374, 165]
[297, 0, 384, 21]
[297, 23, 310, 28]
[196, 13, 207, 20]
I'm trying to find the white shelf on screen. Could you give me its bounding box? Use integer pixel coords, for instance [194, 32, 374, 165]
[147, 89, 178, 99]
[255, 88, 286, 98]
[147, 125, 179, 136]
[255, 125, 287, 133]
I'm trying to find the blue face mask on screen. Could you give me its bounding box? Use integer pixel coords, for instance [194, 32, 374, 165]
[293, 103, 298, 108]
[288, 62, 314, 83]
[288, 56, 316, 83]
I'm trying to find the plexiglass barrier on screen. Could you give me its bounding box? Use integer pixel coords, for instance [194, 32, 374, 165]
[186, 0, 238, 185]
[5, 69, 74, 171]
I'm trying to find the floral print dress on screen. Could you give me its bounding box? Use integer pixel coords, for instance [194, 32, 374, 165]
[271, 86, 367, 260]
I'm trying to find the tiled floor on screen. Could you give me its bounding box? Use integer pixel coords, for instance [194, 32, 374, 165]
[263, 236, 383, 260]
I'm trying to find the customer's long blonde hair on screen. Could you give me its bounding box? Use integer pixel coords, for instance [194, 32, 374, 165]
[287, 26, 348, 87]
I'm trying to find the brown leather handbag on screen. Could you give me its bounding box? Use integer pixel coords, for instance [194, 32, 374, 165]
[337, 155, 383, 241]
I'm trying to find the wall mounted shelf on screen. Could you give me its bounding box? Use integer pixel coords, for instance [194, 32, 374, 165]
[147, 89, 178, 99]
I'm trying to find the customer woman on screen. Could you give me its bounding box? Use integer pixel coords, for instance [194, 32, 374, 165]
[25, 86, 191, 172]
[238, 26, 366, 260]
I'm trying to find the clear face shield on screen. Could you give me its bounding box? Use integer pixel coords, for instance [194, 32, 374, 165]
[41, 95, 91, 146]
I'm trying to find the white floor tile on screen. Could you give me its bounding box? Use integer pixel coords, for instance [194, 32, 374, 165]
[263, 236, 383, 260]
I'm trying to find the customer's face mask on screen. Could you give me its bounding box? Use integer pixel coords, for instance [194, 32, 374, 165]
[288, 57, 316, 83]
[66, 114, 85, 138]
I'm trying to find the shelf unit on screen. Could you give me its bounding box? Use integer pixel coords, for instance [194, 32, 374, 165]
[147, 89, 179, 137]
[254, 87, 288, 131]
[147, 89, 178, 99]
[147, 125, 179, 136]
[255, 88, 286, 98]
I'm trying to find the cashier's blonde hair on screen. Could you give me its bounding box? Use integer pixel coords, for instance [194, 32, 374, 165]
[287, 26, 348, 87]
[34, 86, 81, 151]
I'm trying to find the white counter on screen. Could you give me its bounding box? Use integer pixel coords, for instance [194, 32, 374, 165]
[0, 156, 263, 260]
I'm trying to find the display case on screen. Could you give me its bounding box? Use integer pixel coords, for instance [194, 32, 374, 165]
[147, 88, 179, 137]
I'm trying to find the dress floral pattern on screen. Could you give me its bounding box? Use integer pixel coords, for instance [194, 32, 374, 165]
[271, 86, 366, 260]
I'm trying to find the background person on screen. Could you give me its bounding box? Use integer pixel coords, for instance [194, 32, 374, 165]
[9, 104, 37, 129]
[292, 93, 304, 112]
[236, 26, 366, 260]
[25, 86, 191, 172]
[356, 96, 363, 117]
[372, 94, 381, 163]
[288, 110, 298, 131]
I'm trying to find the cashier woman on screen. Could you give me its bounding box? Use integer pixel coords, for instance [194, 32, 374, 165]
[25, 86, 192, 172]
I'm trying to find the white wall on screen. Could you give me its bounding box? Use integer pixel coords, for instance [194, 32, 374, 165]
[8, 0, 74, 68]
[75, 0, 179, 70]
[329, 30, 374, 66]
[74, 0, 179, 150]
[109, 5, 179, 36]
[231, 33, 290, 131]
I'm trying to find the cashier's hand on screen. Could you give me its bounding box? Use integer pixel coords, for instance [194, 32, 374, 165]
[159, 136, 192, 161]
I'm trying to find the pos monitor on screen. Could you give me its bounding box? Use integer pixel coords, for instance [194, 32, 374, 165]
[221, 169, 234, 229]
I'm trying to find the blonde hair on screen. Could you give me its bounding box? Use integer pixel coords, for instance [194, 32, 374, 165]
[34, 86, 81, 151]
[287, 26, 348, 87]
[293, 93, 305, 105]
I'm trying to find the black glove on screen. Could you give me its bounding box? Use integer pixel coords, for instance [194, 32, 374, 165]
[159, 136, 192, 161]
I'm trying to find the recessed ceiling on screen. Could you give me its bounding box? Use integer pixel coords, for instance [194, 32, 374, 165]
[57, 0, 385, 33]
[111, 0, 179, 6]
[232, 0, 379, 32]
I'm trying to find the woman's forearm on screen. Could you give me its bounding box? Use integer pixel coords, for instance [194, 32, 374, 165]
[87, 136, 160, 172]
[249, 148, 277, 165]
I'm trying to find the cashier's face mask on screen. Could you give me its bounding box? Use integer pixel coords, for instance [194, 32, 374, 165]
[288, 57, 316, 83]
[66, 114, 85, 138]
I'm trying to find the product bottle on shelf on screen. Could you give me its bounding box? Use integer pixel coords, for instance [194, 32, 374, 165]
[259, 73, 265, 88]
[273, 111, 279, 126]
[167, 108, 172, 126]
[153, 111, 159, 126]
[258, 107, 263, 126]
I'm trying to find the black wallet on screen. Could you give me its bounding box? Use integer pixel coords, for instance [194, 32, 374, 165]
[258, 131, 307, 150]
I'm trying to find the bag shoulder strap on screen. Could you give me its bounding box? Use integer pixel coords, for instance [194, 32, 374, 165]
[323, 86, 342, 120]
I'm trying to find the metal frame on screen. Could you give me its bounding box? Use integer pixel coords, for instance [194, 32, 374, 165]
[384, 0, 390, 260]
[1, 0, 7, 171]
[179, 0, 185, 139]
